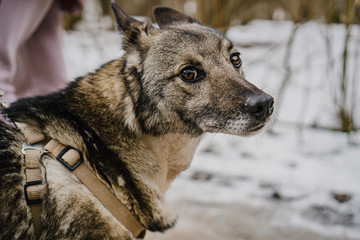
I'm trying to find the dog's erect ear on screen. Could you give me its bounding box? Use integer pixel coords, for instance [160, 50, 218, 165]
[111, 2, 157, 49]
[111, 3, 140, 33]
[153, 7, 201, 28]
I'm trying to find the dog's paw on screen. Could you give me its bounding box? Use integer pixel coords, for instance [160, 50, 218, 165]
[148, 215, 177, 232]
[147, 201, 177, 232]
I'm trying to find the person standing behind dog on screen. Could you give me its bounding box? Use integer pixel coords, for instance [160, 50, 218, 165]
[0, 0, 84, 106]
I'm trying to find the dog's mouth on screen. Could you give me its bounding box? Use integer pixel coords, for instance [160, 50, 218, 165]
[201, 116, 269, 136]
[231, 113, 273, 136]
[237, 121, 268, 136]
[248, 123, 265, 132]
[196, 97, 274, 136]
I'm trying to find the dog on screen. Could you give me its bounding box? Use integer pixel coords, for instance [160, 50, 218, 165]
[0, 3, 274, 239]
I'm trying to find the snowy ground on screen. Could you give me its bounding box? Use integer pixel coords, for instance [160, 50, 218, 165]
[63, 16, 360, 240]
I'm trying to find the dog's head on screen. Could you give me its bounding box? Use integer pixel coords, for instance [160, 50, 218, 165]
[112, 4, 274, 137]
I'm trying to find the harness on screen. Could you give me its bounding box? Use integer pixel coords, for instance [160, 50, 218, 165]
[18, 123, 146, 239]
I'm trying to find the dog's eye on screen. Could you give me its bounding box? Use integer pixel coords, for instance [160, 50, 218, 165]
[180, 67, 198, 82]
[230, 53, 242, 68]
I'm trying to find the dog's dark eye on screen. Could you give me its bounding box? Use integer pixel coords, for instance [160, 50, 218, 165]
[180, 67, 198, 82]
[230, 53, 242, 68]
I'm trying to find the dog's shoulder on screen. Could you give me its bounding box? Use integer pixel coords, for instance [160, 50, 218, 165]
[0, 121, 32, 239]
[0, 120, 25, 188]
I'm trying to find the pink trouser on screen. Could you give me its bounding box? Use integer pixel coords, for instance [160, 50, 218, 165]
[0, 0, 68, 106]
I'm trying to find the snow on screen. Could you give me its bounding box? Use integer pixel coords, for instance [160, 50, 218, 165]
[62, 17, 360, 240]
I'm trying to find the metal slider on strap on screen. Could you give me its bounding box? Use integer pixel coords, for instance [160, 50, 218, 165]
[22, 142, 47, 155]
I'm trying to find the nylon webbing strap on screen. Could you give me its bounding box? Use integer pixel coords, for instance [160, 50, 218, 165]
[18, 122, 45, 240]
[17, 122, 45, 145]
[17, 123, 146, 239]
[44, 139, 146, 239]
[24, 149, 42, 239]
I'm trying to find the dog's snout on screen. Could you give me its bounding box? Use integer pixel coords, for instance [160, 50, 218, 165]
[244, 94, 274, 121]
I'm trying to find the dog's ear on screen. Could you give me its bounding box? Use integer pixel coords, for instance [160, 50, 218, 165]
[153, 7, 201, 28]
[111, 2, 158, 49]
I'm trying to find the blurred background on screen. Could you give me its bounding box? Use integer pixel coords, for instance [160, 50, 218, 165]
[61, 0, 360, 239]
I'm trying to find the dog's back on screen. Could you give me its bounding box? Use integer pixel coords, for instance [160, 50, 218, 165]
[0, 121, 32, 239]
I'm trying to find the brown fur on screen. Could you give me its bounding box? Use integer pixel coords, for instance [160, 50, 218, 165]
[0, 4, 273, 239]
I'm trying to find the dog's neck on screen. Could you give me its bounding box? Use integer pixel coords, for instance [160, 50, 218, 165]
[138, 133, 202, 193]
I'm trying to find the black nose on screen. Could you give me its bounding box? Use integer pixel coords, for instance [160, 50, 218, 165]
[244, 94, 274, 120]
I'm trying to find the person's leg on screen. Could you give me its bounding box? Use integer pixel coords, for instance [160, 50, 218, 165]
[17, 1, 68, 98]
[0, 0, 55, 104]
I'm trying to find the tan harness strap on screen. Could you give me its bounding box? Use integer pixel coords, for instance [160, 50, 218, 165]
[24, 150, 43, 239]
[18, 123, 146, 239]
[17, 122, 45, 144]
[29, 204, 42, 238]
[21, 131, 44, 240]
[45, 139, 146, 238]
[24, 149, 42, 168]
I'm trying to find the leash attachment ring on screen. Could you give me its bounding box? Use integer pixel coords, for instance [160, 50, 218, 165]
[22, 142, 47, 155]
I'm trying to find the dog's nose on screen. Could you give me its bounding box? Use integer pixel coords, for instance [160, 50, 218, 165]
[244, 94, 274, 121]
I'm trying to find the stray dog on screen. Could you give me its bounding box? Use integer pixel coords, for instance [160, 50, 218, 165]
[0, 3, 274, 239]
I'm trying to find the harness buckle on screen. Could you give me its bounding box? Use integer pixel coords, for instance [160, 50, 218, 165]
[22, 142, 47, 155]
[56, 146, 83, 171]
[24, 180, 42, 205]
